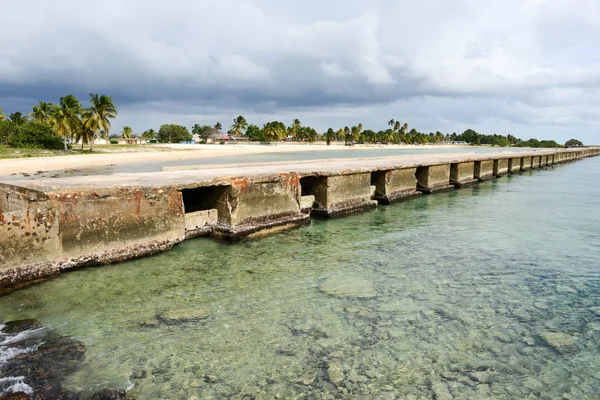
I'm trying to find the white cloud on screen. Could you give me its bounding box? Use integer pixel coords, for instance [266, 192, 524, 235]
[0, 0, 599, 143]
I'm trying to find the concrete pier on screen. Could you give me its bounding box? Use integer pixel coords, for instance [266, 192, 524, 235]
[493, 159, 510, 177]
[1, 147, 599, 292]
[416, 164, 452, 193]
[304, 173, 378, 217]
[474, 160, 494, 181]
[450, 162, 476, 188]
[371, 168, 421, 204]
[509, 158, 521, 174]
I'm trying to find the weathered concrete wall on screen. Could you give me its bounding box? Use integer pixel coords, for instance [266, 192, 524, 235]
[0, 205, 60, 290]
[450, 162, 476, 188]
[416, 164, 451, 193]
[0, 187, 185, 293]
[310, 173, 378, 216]
[494, 159, 509, 177]
[540, 155, 548, 167]
[521, 157, 532, 171]
[211, 174, 309, 238]
[509, 158, 521, 174]
[372, 168, 420, 203]
[0, 185, 48, 214]
[50, 188, 185, 265]
[185, 209, 217, 239]
[300, 195, 315, 213]
[531, 156, 542, 169]
[475, 160, 494, 181]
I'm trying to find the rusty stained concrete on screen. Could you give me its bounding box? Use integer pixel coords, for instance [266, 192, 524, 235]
[1, 147, 600, 293]
[210, 174, 310, 239]
[372, 168, 421, 204]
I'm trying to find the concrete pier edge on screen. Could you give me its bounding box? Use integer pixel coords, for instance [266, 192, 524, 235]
[1, 147, 599, 292]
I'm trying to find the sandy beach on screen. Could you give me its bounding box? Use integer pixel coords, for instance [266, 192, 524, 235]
[0, 143, 473, 175]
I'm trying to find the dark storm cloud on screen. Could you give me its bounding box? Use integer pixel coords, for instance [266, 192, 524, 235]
[1, 0, 599, 142]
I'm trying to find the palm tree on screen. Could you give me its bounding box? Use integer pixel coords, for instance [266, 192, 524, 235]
[393, 121, 400, 132]
[289, 118, 302, 139]
[335, 128, 344, 142]
[9, 112, 28, 126]
[84, 93, 117, 151]
[214, 121, 222, 131]
[30, 101, 53, 126]
[50, 95, 82, 150]
[230, 115, 248, 138]
[142, 128, 156, 139]
[122, 126, 132, 138]
[192, 124, 202, 135]
[76, 111, 96, 150]
[263, 122, 285, 142]
[388, 119, 395, 129]
[0, 109, 5, 121]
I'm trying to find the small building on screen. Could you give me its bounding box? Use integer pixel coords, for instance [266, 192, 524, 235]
[115, 137, 146, 145]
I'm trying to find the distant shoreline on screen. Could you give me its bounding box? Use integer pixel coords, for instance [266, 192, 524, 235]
[0, 142, 528, 175]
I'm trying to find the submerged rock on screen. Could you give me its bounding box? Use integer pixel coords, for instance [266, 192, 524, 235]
[327, 361, 344, 385]
[431, 381, 453, 400]
[540, 332, 577, 352]
[158, 307, 210, 323]
[90, 388, 134, 399]
[319, 276, 377, 299]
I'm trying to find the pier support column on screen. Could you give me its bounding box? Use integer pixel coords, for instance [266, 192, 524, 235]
[509, 158, 521, 174]
[211, 174, 310, 239]
[450, 162, 476, 188]
[371, 168, 421, 204]
[540, 156, 548, 168]
[306, 173, 378, 217]
[521, 157, 532, 171]
[493, 159, 509, 177]
[474, 160, 494, 181]
[531, 156, 542, 169]
[416, 164, 452, 193]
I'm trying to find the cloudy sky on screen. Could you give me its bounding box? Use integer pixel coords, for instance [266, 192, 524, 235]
[1, 0, 599, 143]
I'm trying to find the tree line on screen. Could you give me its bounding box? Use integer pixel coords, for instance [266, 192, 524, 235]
[0, 94, 117, 151]
[136, 116, 582, 148]
[1, 103, 584, 149]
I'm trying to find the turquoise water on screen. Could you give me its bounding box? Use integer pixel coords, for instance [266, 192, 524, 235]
[1, 158, 600, 399]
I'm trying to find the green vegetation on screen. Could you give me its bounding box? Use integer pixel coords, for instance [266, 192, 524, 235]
[8, 122, 64, 150]
[1, 99, 586, 152]
[565, 138, 584, 147]
[229, 116, 248, 138]
[121, 126, 132, 138]
[158, 124, 192, 143]
[0, 93, 117, 152]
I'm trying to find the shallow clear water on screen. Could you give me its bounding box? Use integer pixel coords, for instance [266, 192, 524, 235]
[1, 158, 600, 399]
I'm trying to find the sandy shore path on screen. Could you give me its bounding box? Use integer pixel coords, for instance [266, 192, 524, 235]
[0, 143, 472, 175]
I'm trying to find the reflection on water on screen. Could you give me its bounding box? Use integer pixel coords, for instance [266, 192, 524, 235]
[1, 159, 599, 399]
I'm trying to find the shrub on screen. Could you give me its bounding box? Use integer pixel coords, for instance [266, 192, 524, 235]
[110, 140, 118, 144]
[219, 140, 225, 145]
[0, 120, 18, 145]
[199, 139, 207, 144]
[8, 122, 64, 150]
